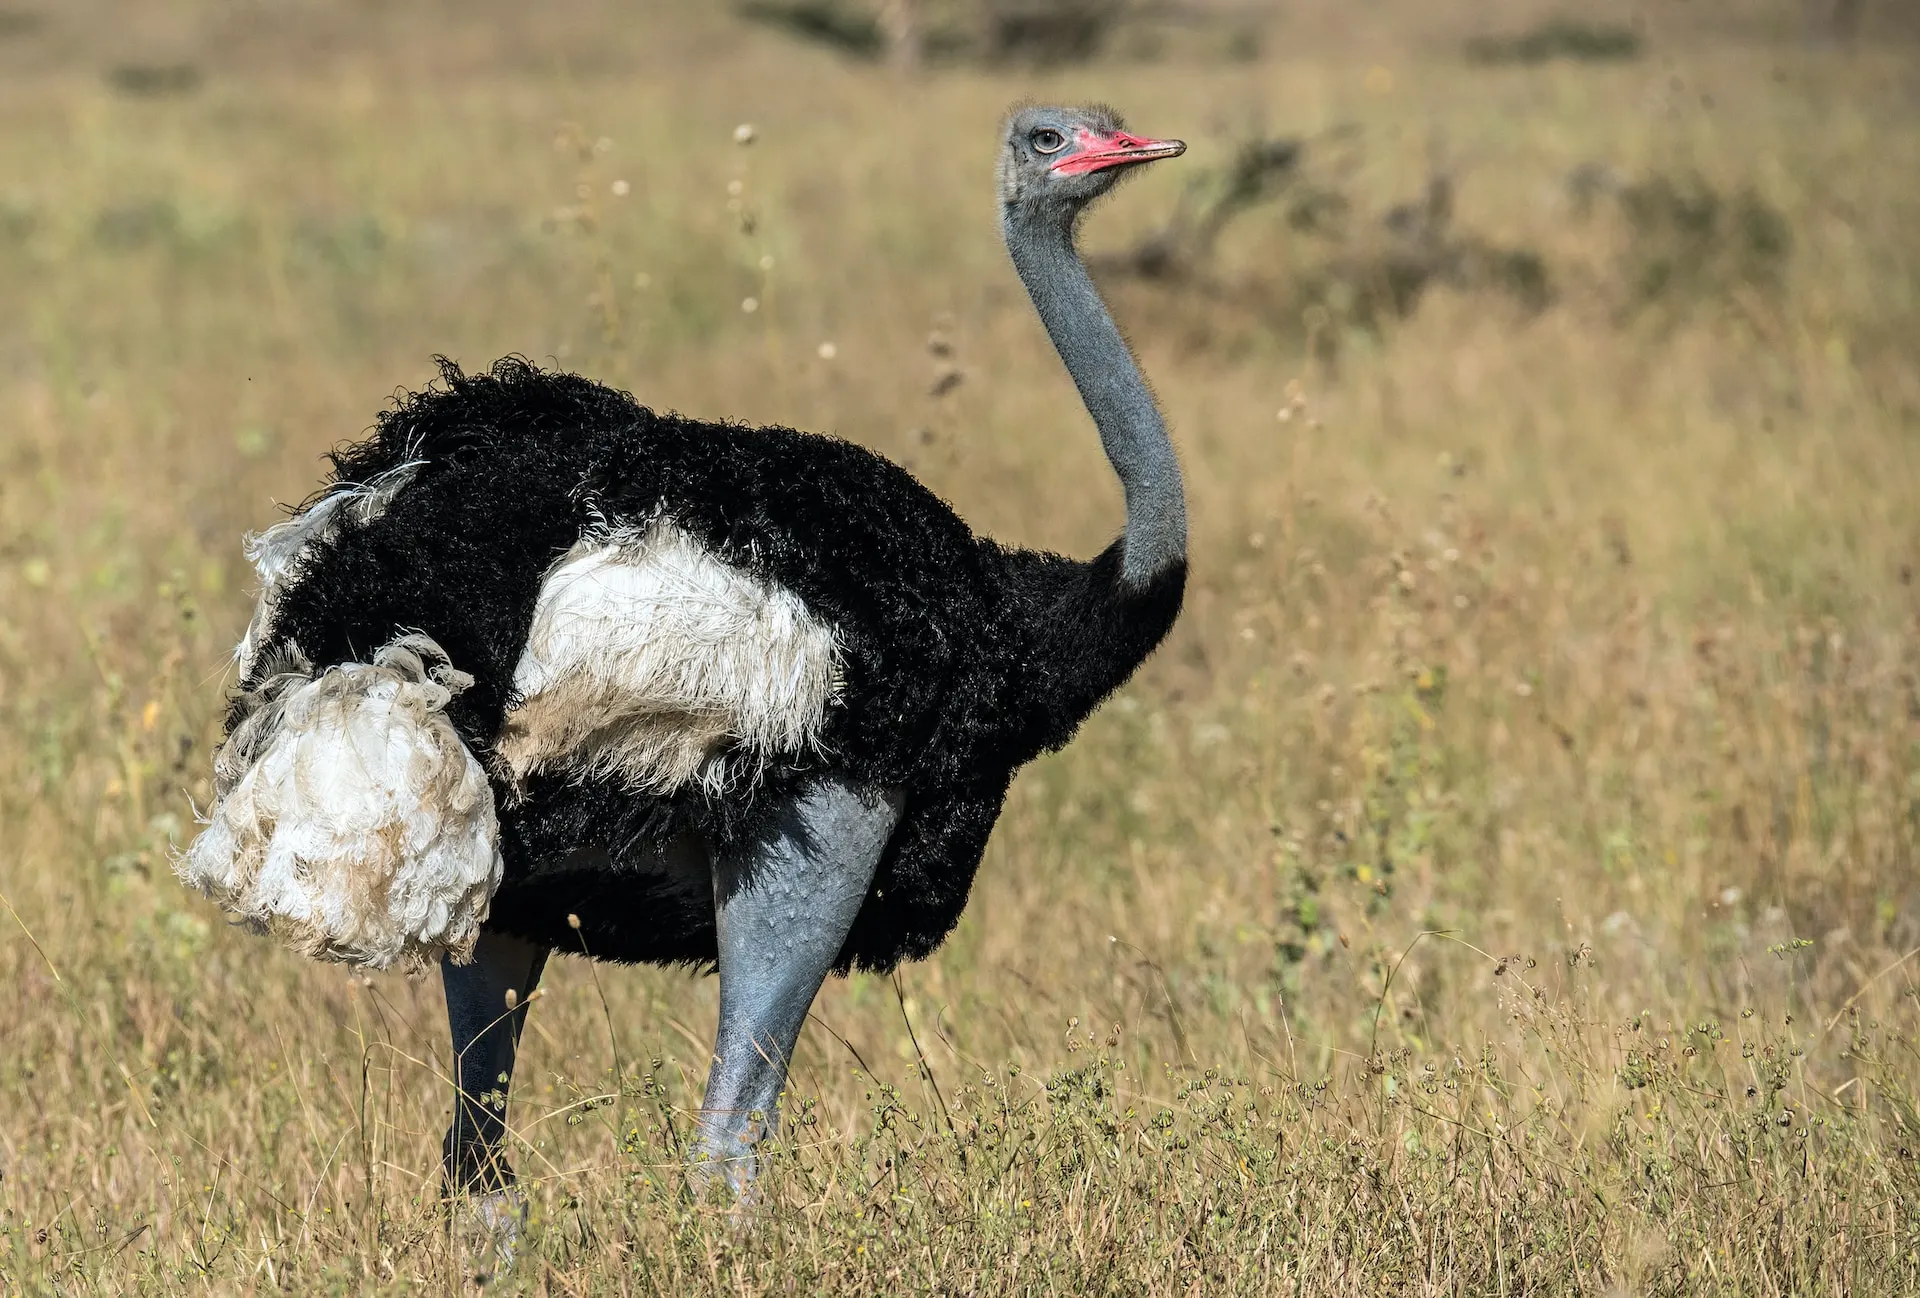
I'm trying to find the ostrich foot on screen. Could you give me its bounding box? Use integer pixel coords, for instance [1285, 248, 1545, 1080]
[460, 1188, 528, 1278]
[687, 1131, 758, 1199]
[685, 1130, 775, 1229]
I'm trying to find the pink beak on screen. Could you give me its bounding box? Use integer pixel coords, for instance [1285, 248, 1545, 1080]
[1050, 128, 1187, 176]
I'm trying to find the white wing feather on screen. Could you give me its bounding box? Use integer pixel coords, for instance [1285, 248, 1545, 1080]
[497, 520, 842, 797]
[234, 461, 423, 675]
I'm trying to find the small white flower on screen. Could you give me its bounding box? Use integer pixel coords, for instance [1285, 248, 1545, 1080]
[727, 179, 744, 197]
[759, 253, 776, 271]
[610, 179, 631, 197]
[741, 297, 759, 314]
[733, 123, 757, 145]
[817, 341, 837, 360]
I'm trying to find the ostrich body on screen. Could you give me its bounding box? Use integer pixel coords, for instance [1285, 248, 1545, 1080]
[180, 106, 1188, 1207]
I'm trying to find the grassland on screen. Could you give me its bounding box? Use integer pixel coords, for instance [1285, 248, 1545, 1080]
[2, 0, 1920, 1291]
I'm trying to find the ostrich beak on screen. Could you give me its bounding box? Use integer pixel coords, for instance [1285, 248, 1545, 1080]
[1051, 129, 1187, 177]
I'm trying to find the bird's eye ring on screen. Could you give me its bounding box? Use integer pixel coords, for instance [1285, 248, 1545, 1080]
[1030, 128, 1067, 155]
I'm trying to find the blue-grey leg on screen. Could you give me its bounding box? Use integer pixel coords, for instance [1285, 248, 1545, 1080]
[442, 929, 550, 1195]
[692, 773, 903, 1193]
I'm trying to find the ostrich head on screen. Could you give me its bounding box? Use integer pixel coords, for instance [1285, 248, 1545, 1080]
[998, 104, 1186, 224]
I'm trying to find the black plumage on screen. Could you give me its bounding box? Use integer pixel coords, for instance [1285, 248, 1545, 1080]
[253, 356, 1184, 972]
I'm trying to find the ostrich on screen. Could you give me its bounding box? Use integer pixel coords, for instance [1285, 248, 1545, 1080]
[179, 105, 1188, 1215]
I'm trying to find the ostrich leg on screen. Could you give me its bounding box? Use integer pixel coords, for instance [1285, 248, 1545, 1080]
[442, 930, 550, 1197]
[692, 772, 903, 1193]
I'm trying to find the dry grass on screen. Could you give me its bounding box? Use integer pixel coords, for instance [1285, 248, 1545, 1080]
[4, 0, 1920, 1292]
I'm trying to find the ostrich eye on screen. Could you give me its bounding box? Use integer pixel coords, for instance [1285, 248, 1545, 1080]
[1030, 128, 1067, 155]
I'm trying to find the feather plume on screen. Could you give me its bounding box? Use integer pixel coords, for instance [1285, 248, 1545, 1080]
[179, 633, 501, 970]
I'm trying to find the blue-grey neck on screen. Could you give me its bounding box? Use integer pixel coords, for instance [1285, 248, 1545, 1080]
[1004, 206, 1187, 586]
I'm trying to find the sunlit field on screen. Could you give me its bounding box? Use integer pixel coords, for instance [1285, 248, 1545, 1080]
[4, 0, 1920, 1291]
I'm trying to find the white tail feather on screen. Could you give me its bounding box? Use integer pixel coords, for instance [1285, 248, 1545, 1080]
[178, 634, 502, 971]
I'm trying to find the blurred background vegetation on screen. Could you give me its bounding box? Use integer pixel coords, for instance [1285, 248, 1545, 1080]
[2, 0, 1919, 1291]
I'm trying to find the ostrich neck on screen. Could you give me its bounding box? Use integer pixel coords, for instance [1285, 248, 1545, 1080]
[1004, 209, 1186, 585]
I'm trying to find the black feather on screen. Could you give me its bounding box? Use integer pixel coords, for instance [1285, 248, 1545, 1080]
[249, 357, 1184, 972]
